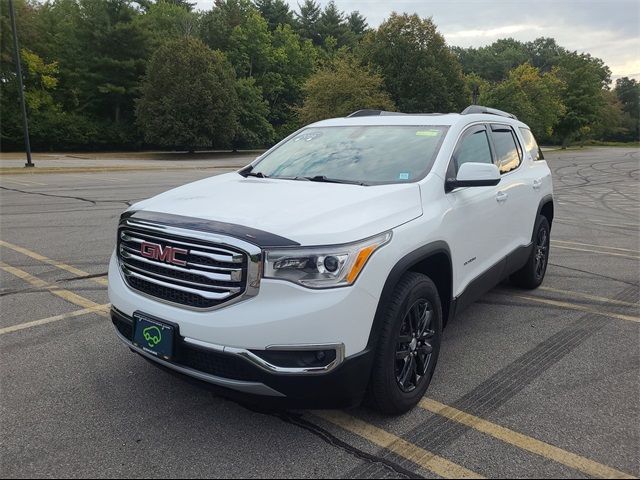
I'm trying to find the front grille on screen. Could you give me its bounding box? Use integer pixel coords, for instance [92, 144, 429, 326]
[117, 225, 248, 309]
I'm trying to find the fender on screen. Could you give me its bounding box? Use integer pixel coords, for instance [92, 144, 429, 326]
[365, 241, 452, 351]
[533, 194, 554, 240]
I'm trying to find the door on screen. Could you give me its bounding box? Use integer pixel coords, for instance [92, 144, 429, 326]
[489, 124, 531, 254]
[443, 124, 505, 298]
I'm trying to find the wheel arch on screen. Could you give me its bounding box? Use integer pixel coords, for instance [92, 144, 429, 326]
[366, 241, 453, 352]
[536, 195, 554, 236]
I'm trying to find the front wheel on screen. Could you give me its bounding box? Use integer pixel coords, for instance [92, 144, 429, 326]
[367, 272, 442, 415]
[510, 215, 551, 289]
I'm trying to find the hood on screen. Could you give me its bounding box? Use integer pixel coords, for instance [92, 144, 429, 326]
[130, 172, 423, 245]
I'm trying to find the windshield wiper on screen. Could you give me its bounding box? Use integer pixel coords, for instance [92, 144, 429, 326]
[238, 165, 268, 178]
[305, 175, 368, 186]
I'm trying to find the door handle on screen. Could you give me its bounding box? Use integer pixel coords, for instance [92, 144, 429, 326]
[533, 179, 542, 190]
[496, 191, 508, 203]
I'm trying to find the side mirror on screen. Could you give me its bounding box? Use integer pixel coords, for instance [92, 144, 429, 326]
[445, 162, 500, 192]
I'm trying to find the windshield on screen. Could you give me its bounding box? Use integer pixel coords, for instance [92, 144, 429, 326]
[251, 125, 448, 185]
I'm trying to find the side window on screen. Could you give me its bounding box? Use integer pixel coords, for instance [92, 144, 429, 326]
[519, 127, 544, 161]
[491, 125, 522, 174]
[452, 126, 493, 174]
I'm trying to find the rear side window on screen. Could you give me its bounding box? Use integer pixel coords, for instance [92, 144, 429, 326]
[452, 126, 493, 173]
[519, 127, 544, 161]
[491, 126, 521, 174]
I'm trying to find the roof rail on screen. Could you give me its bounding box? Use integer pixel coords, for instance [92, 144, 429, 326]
[461, 105, 518, 120]
[347, 109, 406, 117]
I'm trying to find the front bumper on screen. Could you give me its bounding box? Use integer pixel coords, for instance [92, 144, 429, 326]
[112, 308, 373, 407]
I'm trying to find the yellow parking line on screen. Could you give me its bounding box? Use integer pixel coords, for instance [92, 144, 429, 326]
[538, 286, 639, 308]
[553, 240, 639, 254]
[315, 410, 484, 479]
[419, 398, 635, 479]
[0, 261, 107, 312]
[0, 239, 108, 286]
[552, 244, 640, 260]
[0, 304, 110, 336]
[515, 295, 640, 323]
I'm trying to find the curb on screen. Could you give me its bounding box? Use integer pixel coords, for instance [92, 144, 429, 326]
[0, 165, 245, 175]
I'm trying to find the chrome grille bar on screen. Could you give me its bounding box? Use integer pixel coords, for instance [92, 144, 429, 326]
[117, 216, 262, 310]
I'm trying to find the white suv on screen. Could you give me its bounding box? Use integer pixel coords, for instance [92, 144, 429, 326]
[108, 106, 553, 414]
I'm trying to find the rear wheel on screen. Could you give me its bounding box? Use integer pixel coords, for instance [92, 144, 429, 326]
[367, 272, 442, 415]
[510, 215, 550, 289]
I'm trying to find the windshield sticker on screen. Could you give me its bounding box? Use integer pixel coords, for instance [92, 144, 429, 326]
[399, 172, 410, 180]
[294, 132, 322, 142]
[416, 130, 439, 137]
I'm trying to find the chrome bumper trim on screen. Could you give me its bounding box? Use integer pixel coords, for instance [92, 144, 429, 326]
[183, 337, 346, 375]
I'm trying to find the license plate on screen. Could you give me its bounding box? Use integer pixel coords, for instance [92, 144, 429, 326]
[133, 313, 174, 360]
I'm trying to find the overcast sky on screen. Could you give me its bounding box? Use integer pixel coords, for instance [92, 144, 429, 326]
[195, 0, 640, 80]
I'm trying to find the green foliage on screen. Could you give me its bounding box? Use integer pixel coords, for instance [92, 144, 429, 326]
[233, 77, 275, 148]
[295, 0, 322, 45]
[135, 1, 200, 51]
[480, 64, 565, 140]
[554, 53, 610, 146]
[361, 13, 467, 113]
[297, 53, 395, 124]
[1, 0, 633, 152]
[614, 77, 640, 140]
[454, 38, 530, 82]
[136, 37, 238, 149]
[254, 0, 294, 30]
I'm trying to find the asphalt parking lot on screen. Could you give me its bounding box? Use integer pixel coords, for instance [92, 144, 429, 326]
[1, 147, 638, 478]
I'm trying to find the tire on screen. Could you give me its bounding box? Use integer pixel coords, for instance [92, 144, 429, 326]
[510, 215, 551, 289]
[367, 272, 443, 415]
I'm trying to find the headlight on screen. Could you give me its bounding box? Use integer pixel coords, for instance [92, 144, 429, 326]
[264, 231, 392, 288]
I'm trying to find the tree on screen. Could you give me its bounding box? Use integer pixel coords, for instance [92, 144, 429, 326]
[295, 0, 322, 45]
[361, 13, 467, 113]
[614, 77, 640, 140]
[135, 1, 199, 51]
[199, 0, 253, 51]
[136, 37, 238, 149]
[526, 37, 567, 73]
[254, 0, 294, 30]
[554, 52, 610, 146]
[346, 11, 367, 37]
[297, 53, 395, 124]
[233, 77, 274, 148]
[227, 9, 273, 78]
[318, 1, 349, 47]
[480, 64, 565, 140]
[453, 38, 530, 82]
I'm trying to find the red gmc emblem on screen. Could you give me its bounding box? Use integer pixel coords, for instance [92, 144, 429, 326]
[140, 241, 188, 266]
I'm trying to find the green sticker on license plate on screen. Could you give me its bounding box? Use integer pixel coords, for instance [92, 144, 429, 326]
[133, 314, 174, 360]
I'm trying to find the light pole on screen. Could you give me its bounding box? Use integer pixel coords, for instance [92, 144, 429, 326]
[8, 0, 34, 167]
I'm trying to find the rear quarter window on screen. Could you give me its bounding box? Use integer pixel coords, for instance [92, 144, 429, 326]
[519, 128, 544, 161]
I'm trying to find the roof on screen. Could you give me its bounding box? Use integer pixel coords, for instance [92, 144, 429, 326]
[309, 105, 527, 129]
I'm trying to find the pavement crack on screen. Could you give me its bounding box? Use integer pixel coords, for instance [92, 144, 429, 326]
[60, 272, 108, 282]
[0, 186, 133, 206]
[275, 412, 421, 479]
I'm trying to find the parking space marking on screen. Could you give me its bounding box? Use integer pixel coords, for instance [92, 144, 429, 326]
[553, 240, 639, 254]
[419, 398, 635, 479]
[0, 239, 108, 286]
[515, 295, 640, 323]
[315, 410, 484, 479]
[552, 244, 640, 260]
[538, 286, 639, 308]
[0, 304, 109, 336]
[0, 261, 107, 312]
